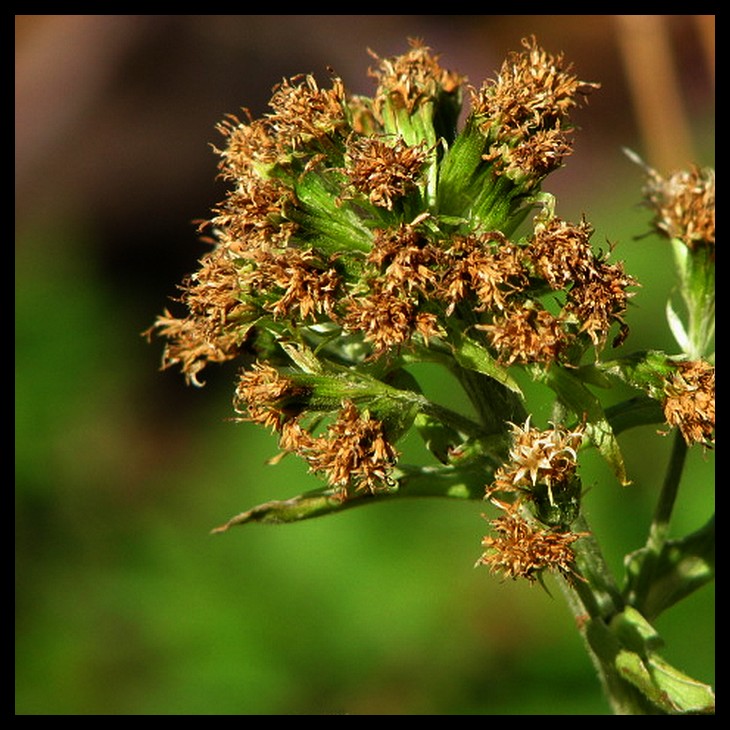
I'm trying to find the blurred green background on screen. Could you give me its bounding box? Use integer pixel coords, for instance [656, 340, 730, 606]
[16, 15, 714, 715]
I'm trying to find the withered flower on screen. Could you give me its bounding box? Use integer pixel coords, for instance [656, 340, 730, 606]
[209, 176, 295, 254]
[343, 286, 439, 356]
[477, 512, 583, 582]
[214, 112, 280, 180]
[527, 217, 598, 289]
[146, 246, 251, 386]
[344, 135, 428, 210]
[233, 362, 310, 431]
[479, 304, 569, 366]
[369, 37, 463, 116]
[565, 261, 637, 349]
[297, 401, 399, 498]
[240, 247, 341, 321]
[266, 74, 349, 149]
[367, 225, 443, 294]
[441, 233, 528, 313]
[489, 417, 584, 497]
[471, 35, 598, 183]
[149, 309, 242, 388]
[662, 359, 715, 447]
[641, 164, 715, 251]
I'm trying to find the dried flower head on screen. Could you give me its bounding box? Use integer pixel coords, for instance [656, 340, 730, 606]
[369, 37, 463, 116]
[266, 74, 349, 149]
[441, 233, 528, 313]
[490, 417, 585, 497]
[342, 286, 441, 356]
[471, 35, 599, 184]
[233, 362, 310, 431]
[641, 164, 715, 250]
[145, 246, 253, 386]
[478, 305, 570, 366]
[296, 401, 399, 498]
[240, 247, 341, 321]
[214, 112, 280, 180]
[148, 309, 242, 388]
[344, 135, 429, 210]
[662, 359, 715, 447]
[367, 225, 443, 295]
[527, 217, 598, 289]
[565, 261, 638, 349]
[477, 512, 584, 582]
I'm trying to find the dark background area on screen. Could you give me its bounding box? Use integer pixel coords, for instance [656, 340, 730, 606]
[16, 15, 714, 715]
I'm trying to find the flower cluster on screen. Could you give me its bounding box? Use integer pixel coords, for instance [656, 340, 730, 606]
[146, 37, 647, 511]
[479, 418, 586, 583]
[144, 35, 716, 714]
[471, 36, 599, 186]
[234, 364, 399, 499]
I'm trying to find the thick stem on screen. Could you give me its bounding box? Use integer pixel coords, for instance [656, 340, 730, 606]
[555, 523, 668, 715]
[546, 400, 662, 713]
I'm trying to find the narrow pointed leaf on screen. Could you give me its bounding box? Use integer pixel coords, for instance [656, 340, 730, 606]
[665, 297, 691, 354]
[211, 462, 490, 531]
[447, 328, 523, 396]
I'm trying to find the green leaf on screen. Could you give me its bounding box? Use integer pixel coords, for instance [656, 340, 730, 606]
[211, 462, 489, 531]
[642, 653, 715, 714]
[670, 237, 715, 359]
[436, 117, 489, 217]
[665, 297, 691, 354]
[585, 607, 715, 714]
[583, 616, 664, 715]
[615, 647, 715, 714]
[608, 607, 715, 713]
[446, 327, 523, 396]
[287, 170, 373, 257]
[598, 350, 677, 401]
[211, 488, 359, 529]
[604, 396, 666, 436]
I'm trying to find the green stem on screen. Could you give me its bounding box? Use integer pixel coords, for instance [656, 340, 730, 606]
[647, 429, 687, 553]
[546, 400, 663, 713]
[623, 428, 688, 618]
[555, 520, 666, 714]
[570, 516, 623, 620]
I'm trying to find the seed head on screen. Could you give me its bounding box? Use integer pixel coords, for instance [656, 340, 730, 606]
[471, 35, 598, 184]
[641, 164, 715, 251]
[296, 401, 399, 498]
[344, 135, 428, 210]
[477, 512, 584, 583]
[662, 360, 715, 447]
[489, 417, 584, 496]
